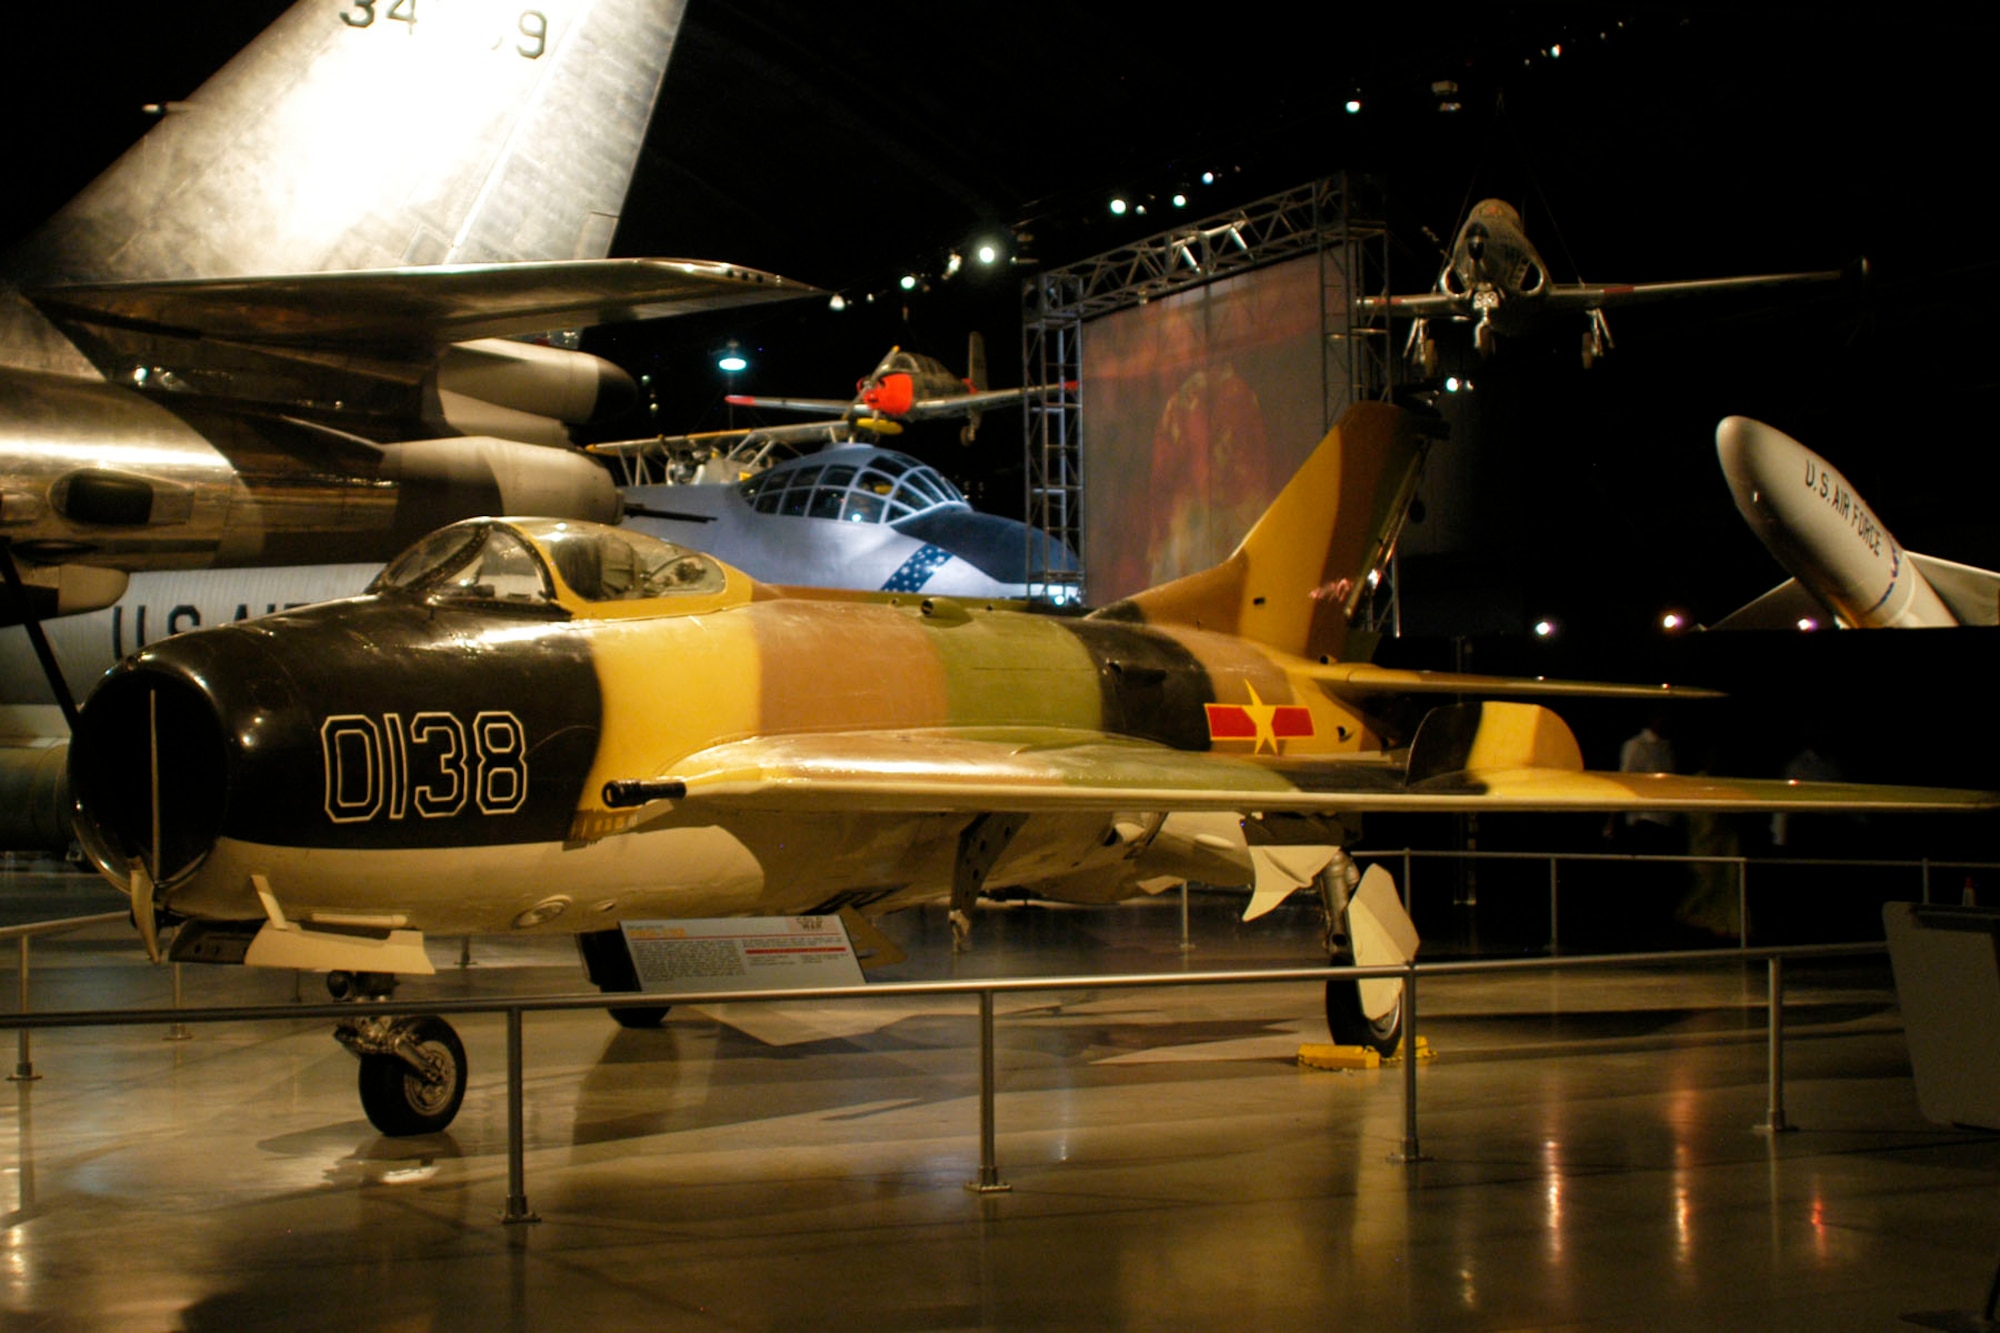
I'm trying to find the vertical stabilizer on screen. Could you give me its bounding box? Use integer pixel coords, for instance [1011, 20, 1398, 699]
[1094, 403, 1429, 662]
[10, 0, 683, 288]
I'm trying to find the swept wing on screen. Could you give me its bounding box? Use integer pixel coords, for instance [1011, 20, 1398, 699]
[28, 260, 813, 353]
[606, 707, 1993, 819]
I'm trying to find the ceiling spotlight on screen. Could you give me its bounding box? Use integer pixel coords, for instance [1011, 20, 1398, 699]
[1796, 617, 1818, 632]
[975, 242, 998, 264]
[1201, 171, 1216, 185]
[1660, 611, 1685, 632]
[1172, 193, 1187, 208]
[1110, 197, 1128, 216]
[944, 252, 963, 278]
[828, 293, 847, 311]
[1443, 376, 1461, 393]
[1344, 98, 1362, 114]
[716, 344, 748, 373]
[1532, 619, 1557, 639]
[1551, 42, 1562, 57]
[899, 274, 918, 291]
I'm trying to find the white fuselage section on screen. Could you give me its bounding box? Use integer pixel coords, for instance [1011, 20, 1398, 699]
[1717, 416, 1955, 629]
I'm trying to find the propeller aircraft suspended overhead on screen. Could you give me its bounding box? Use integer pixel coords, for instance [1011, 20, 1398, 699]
[64, 404, 1996, 1135]
[1358, 198, 1858, 373]
[683, 335, 1072, 452]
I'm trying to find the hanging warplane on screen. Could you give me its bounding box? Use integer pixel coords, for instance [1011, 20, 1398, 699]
[64, 403, 1995, 1135]
[1714, 415, 2000, 629]
[702, 336, 1070, 449]
[1358, 198, 1856, 372]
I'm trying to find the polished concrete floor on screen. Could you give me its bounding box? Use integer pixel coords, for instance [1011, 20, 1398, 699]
[5, 858, 2000, 1331]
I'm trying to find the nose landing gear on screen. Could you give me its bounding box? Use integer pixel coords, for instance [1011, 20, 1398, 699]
[328, 971, 469, 1136]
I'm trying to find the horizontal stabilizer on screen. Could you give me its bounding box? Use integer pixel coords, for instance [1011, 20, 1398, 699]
[1711, 578, 1838, 631]
[1909, 552, 2000, 627]
[1308, 662, 1719, 700]
[29, 259, 815, 351]
[1405, 702, 1584, 785]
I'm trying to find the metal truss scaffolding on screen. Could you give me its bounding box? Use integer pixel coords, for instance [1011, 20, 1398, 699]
[1021, 174, 1390, 605]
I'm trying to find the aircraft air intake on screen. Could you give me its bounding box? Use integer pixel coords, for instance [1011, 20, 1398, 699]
[70, 667, 229, 890]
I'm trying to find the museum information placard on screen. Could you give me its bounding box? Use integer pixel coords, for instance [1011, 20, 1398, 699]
[620, 916, 865, 994]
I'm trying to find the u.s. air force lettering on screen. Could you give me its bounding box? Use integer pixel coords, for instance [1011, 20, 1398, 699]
[321, 711, 528, 823]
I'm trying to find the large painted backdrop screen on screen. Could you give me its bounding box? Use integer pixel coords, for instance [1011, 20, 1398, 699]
[1082, 255, 1334, 602]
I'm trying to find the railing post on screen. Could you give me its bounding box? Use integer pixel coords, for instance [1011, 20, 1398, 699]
[966, 989, 1011, 1193]
[1390, 962, 1429, 1164]
[1179, 882, 1194, 954]
[1758, 956, 1796, 1134]
[1548, 857, 1560, 953]
[1737, 858, 1750, 950]
[502, 1007, 540, 1223]
[164, 963, 192, 1042]
[9, 936, 38, 1083]
[1922, 858, 1932, 906]
[1402, 849, 1413, 915]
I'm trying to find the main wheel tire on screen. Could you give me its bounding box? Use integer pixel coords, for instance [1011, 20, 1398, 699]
[358, 1015, 467, 1136]
[1325, 975, 1404, 1057]
[608, 1004, 671, 1029]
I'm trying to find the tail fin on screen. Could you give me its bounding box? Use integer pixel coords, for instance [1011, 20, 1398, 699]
[1095, 403, 1430, 662]
[12, 0, 684, 286]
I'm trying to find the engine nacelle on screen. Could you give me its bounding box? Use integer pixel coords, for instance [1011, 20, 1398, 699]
[379, 437, 620, 544]
[435, 339, 637, 447]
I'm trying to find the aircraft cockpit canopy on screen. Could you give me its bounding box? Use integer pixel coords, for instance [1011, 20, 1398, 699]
[737, 448, 967, 526]
[372, 518, 724, 608]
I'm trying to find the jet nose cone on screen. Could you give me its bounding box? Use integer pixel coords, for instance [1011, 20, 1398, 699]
[1716, 416, 1802, 502]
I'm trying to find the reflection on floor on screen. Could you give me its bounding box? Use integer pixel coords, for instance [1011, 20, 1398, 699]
[4, 858, 1999, 1330]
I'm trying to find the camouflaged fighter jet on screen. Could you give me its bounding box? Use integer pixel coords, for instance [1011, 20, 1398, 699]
[1359, 199, 1858, 373]
[65, 403, 1997, 1135]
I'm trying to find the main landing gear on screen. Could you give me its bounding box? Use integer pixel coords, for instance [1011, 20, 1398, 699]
[577, 929, 671, 1029]
[1315, 853, 1417, 1058]
[330, 971, 469, 1136]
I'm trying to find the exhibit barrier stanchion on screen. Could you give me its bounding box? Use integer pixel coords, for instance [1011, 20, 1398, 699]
[1758, 956, 1795, 1134]
[1922, 858, 1932, 905]
[1738, 859, 1750, 950]
[10, 937, 36, 1082]
[164, 964, 192, 1042]
[1179, 883, 1193, 954]
[502, 1007, 540, 1223]
[1391, 962, 1429, 1164]
[967, 989, 1010, 1194]
[1548, 857, 1560, 953]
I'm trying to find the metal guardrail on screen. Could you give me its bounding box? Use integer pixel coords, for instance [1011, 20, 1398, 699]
[1, 931, 1878, 1224]
[1351, 847, 2000, 951]
[1, 910, 127, 1081]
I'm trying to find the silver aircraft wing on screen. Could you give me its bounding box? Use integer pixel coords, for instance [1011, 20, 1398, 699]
[27, 260, 816, 352]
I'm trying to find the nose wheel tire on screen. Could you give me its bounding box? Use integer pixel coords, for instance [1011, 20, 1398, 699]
[1325, 973, 1404, 1057]
[357, 1015, 467, 1136]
